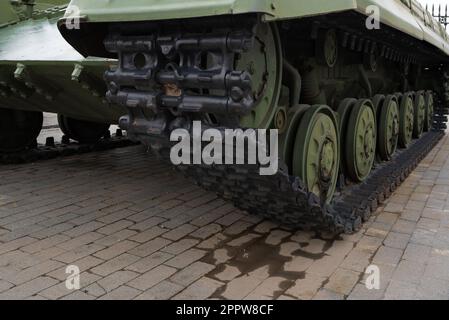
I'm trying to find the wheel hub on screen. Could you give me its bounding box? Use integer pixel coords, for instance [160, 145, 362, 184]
[392, 118, 399, 137]
[406, 113, 413, 134]
[319, 138, 335, 181]
[364, 129, 375, 158]
[390, 117, 399, 149]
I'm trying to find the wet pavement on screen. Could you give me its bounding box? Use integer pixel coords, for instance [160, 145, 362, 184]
[0, 116, 449, 300]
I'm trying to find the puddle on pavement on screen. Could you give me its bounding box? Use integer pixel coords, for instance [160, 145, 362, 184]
[203, 227, 340, 299]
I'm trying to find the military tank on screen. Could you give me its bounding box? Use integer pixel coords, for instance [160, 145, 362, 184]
[0, 0, 126, 153]
[53, 0, 449, 233]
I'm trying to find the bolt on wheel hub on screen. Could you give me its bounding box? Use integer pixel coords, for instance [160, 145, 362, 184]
[320, 138, 335, 180]
[364, 129, 375, 158]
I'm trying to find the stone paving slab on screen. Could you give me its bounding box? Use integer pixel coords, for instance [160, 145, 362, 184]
[1, 124, 449, 300]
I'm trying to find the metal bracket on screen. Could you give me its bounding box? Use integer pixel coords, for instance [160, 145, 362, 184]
[14, 63, 59, 101]
[71, 64, 108, 104]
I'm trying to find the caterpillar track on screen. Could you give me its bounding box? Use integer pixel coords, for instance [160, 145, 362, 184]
[100, 14, 449, 234]
[176, 129, 444, 234]
[0, 131, 136, 165]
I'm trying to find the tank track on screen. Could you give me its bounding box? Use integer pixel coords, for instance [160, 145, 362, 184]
[104, 22, 449, 234]
[129, 89, 447, 234]
[0, 133, 137, 165]
[148, 128, 442, 234]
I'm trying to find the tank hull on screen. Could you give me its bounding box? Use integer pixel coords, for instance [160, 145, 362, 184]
[83, 11, 448, 232]
[60, 0, 449, 56]
[0, 1, 125, 124]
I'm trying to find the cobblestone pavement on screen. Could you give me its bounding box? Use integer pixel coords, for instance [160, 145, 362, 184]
[1, 124, 449, 300]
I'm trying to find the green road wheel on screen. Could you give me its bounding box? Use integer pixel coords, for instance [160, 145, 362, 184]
[345, 99, 376, 182]
[0, 108, 43, 153]
[237, 23, 282, 129]
[337, 98, 357, 174]
[398, 92, 414, 148]
[413, 92, 425, 138]
[279, 104, 310, 171]
[424, 91, 434, 132]
[293, 105, 340, 204]
[378, 95, 399, 161]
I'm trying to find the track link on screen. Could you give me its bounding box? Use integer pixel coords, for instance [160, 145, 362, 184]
[149, 129, 442, 235]
[0, 134, 137, 165]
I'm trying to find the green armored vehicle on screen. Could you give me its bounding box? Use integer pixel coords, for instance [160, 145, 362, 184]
[57, 0, 449, 232]
[13, 0, 449, 232]
[0, 0, 126, 152]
